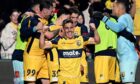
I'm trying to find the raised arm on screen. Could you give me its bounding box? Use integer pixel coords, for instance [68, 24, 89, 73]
[90, 23, 100, 44]
[87, 23, 100, 44]
[84, 23, 100, 45]
[102, 16, 126, 33]
[39, 31, 46, 49]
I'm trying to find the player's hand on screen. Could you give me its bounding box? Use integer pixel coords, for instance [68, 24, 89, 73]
[89, 23, 97, 31]
[43, 26, 49, 31]
[36, 22, 43, 31]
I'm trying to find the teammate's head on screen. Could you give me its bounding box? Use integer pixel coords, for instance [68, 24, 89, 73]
[39, 1, 53, 19]
[69, 8, 80, 25]
[62, 19, 74, 39]
[10, 9, 20, 24]
[57, 8, 71, 20]
[88, 2, 104, 18]
[78, 13, 85, 24]
[112, 0, 128, 17]
[31, 2, 40, 14]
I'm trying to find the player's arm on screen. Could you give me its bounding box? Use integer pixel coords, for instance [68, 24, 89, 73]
[39, 31, 53, 49]
[43, 25, 62, 40]
[84, 23, 100, 45]
[39, 30, 60, 49]
[20, 17, 43, 39]
[90, 23, 100, 44]
[43, 27, 60, 40]
[92, 12, 126, 33]
[102, 16, 126, 33]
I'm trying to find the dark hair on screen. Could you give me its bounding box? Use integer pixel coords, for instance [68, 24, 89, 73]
[116, 0, 131, 13]
[69, 8, 80, 15]
[40, 1, 53, 11]
[88, 2, 105, 17]
[31, 1, 40, 9]
[9, 9, 19, 16]
[57, 7, 71, 17]
[62, 19, 73, 26]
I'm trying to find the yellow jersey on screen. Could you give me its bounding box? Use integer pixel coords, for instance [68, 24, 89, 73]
[48, 36, 90, 78]
[23, 15, 48, 56]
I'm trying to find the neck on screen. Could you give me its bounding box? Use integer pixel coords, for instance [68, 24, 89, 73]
[118, 11, 126, 17]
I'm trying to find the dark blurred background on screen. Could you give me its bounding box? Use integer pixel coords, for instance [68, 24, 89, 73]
[0, 0, 32, 23]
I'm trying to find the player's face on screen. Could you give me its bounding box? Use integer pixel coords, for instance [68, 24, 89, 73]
[71, 13, 79, 23]
[42, 7, 53, 19]
[63, 23, 74, 39]
[78, 15, 84, 24]
[10, 11, 20, 24]
[34, 4, 40, 14]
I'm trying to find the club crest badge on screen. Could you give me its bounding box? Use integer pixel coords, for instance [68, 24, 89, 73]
[76, 40, 81, 46]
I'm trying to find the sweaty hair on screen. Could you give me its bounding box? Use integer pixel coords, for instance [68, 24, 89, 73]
[62, 19, 73, 27]
[40, 1, 53, 11]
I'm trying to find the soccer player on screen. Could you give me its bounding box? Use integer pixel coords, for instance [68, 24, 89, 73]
[93, 1, 139, 84]
[44, 8, 71, 84]
[69, 8, 89, 84]
[20, 2, 53, 84]
[12, 2, 40, 84]
[88, 2, 120, 84]
[39, 19, 100, 84]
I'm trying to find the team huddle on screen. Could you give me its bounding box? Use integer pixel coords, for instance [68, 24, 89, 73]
[0, 0, 139, 84]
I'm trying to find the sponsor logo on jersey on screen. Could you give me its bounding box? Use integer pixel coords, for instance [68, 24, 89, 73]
[59, 49, 82, 58]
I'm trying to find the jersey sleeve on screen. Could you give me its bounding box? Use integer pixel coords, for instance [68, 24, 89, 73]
[50, 36, 61, 47]
[83, 35, 90, 45]
[102, 16, 126, 33]
[20, 17, 38, 40]
[49, 25, 62, 31]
